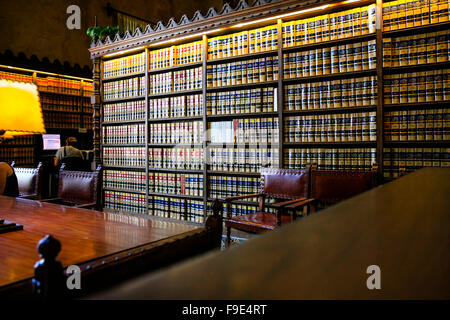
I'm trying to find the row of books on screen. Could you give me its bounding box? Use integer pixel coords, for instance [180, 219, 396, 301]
[103, 100, 146, 122]
[208, 147, 279, 173]
[44, 114, 80, 129]
[1, 135, 34, 145]
[383, 69, 449, 104]
[207, 25, 278, 60]
[284, 112, 377, 143]
[103, 147, 146, 167]
[148, 121, 204, 144]
[149, 94, 203, 119]
[148, 148, 204, 170]
[284, 148, 377, 171]
[104, 190, 147, 214]
[206, 56, 279, 87]
[382, 0, 449, 32]
[102, 124, 146, 145]
[0, 147, 34, 165]
[82, 99, 93, 113]
[282, 5, 376, 48]
[210, 118, 279, 144]
[82, 82, 94, 97]
[149, 173, 203, 196]
[206, 88, 278, 115]
[149, 41, 203, 70]
[40, 95, 82, 112]
[103, 77, 146, 101]
[82, 115, 93, 129]
[104, 170, 146, 192]
[149, 67, 202, 95]
[0, 71, 93, 96]
[209, 176, 260, 199]
[103, 52, 146, 79]
[38, 77, 92, 96]
[384, 108, 449, 141]
[150, 198, 204, 223]
[284, 76, 378, 111]
[383, 147, 450, 179]
[383, 30, 450, 67]
[0, 70, 33, 83]
[284, 40, 377, 79]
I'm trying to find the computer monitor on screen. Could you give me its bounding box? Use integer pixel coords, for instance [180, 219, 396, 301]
[42, 134, 61, 150]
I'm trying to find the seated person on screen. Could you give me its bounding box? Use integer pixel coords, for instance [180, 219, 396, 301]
[0, 161, 19, 197]
[54, 137, 83, 170]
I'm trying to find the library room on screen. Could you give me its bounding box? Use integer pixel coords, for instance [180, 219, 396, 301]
[0, 0, 449, 309]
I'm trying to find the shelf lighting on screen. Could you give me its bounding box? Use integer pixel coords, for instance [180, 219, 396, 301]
[103, 46, 145, 58]
[150, 28, 224, 47]
[232, 4, 330, 28]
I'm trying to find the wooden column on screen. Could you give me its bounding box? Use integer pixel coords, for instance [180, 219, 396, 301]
[92, 57, 101, 166]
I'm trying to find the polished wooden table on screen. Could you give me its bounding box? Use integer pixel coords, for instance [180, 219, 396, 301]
[0, 196, 199, 294]
[94, 168, 450, 299]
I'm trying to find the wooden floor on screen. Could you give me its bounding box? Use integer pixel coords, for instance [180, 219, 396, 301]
[0, 196, 198, 289]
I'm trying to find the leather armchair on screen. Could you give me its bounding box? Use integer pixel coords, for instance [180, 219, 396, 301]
[11, 162, 44, 200]
[41, 165, 103, 210]
[221, 166, 313, 247]
[285, 166, 378, 215]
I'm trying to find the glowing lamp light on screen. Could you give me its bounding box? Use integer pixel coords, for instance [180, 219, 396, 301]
[0, 79, 45, 139]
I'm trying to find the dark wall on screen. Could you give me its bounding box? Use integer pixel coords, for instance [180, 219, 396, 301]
[0, 0, 223, 72]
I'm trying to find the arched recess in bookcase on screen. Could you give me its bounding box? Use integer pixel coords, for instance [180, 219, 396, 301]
[91, 0, 450, 222]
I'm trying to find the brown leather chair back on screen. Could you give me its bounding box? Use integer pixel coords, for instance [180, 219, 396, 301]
[12, 162, 44, 198]
[58, 165, 102, 209]
[260, 167, 311, 200]
[311, 169, 377, 204]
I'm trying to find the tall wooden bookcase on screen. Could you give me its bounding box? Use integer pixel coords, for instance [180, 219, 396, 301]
[89, 0, 450, 223]
[0, 65, 93, 166]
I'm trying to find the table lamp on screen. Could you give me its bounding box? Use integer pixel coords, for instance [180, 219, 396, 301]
[0, 79, 45, 232]
[0, 79, 45, 141]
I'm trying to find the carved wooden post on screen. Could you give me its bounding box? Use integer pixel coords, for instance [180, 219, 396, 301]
[205, 199, 223, 249]
[92, 57, 101, 167]
[33, 235, 66, 299]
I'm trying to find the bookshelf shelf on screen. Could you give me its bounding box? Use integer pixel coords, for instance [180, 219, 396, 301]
[207, 112, 279, 120]
[383, 62, 450, 74]
[92, 0, 450, 222]
[103, 96, 146, 104]
[283, 69, 377, 84]
[206, 50, 278, 65]
[206, 170, 261, 177]
[148, 143, 203, 147]
[284, 141, 377, 147]
[39, 91, 87, 98]
[42, 109, 81, 114]
[148, 61, 203, 74]
[104, 187, 146, 195]
[102, 119, 146, 125]
[102, 72, 146, 83]
[148, 116, 203, 123]
[103, 165, 146, 170]
[383, 21, 450, 38]
[206, 80, 278, 92]
[384, 141, 450, 147]
[148, 192, 203, 200]
[148, 89, 203, 98]
[102, 144, 145, 147]
[283, 33, 377, 53]
[148, 168, 204, 174]
[384, 101, 450, 111]
[284, 106, 377, 116]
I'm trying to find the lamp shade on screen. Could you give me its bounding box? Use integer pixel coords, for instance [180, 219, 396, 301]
[0, 79, 45, 136]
